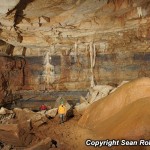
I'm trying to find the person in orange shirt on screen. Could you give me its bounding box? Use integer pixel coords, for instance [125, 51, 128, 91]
[58, 101, 66, 124]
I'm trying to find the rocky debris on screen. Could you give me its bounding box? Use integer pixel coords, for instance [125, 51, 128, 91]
[25, 137, 52, 150]
[0, 107, 15, 124]
[79, 77, 150, 139]
[0, 107, 13, 115]
[13, 108, 48, 128]
[75, 102, 89, 115]
[46, 108, 58, 118]
[87, 85, 114, 104]
[0, 1, 150, 93]
[79, 96, 87, 103]
[74, 85, 114, 115]
[0, 120, 33, 147]
[110, 81, 129, 93]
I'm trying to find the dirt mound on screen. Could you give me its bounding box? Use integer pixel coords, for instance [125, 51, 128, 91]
[93, 98, 150, 139]
[78, 77, 150, 139]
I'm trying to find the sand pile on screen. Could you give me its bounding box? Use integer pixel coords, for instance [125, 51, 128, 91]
[78, 77, 150, 139]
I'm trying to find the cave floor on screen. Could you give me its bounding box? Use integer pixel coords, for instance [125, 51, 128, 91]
[29, 115, 148, 150]
[32, 115, 97, 150]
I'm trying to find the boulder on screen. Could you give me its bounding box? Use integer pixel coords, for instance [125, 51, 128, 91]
[0, 107, 13, 115]
[75, 102, 89, 115]
[0, 107, 15, 124]
[79, 96, 87, 103]
[0, 124, 20, 146]
[87, 85, 114, 104]
[46, 108, 58, 118]
[0, 120, 33, 146]
[87, 90, 99, 104]
[13, 108, 48, 128]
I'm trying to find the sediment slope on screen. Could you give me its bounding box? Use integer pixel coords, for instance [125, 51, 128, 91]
[78, 77, 150, 139]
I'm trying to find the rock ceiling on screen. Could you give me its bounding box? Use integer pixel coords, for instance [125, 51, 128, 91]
[0, 0, 150, 54]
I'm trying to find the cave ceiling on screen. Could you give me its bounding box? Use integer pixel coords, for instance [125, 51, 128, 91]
[0, 0, 150, 54]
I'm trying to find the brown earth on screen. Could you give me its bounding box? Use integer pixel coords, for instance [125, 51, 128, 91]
[29, 115, 98, 150]
[0, 110, 149, 150]
[79, 77, 150, 129]
[27, 114, 149, 150]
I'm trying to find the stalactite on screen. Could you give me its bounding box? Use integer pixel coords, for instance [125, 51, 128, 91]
[74, 42, 78, 62]
[93, 44, 96, 67]
[89, 42, 96, 88]
[43, 52, 55, 86]
[137, 7, 142, 18]
[85, 44, 88, 54]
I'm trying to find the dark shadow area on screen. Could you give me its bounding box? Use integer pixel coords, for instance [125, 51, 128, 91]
[66, 106, 74, 121]
[6, 0, 35, 43]
[6, 44, 15, 56]
[51, 139, 57, 148]
[22, 47, 26, 57]
[0, 141, 4, 149]
[14, 0, 35, 27]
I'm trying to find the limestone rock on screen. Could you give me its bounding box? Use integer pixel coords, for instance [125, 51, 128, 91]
[46, 108, 58, 118]
[0, 124, 21, 146]
[0, 0, 20, 14]
[0, 120, 33, 146]
[13, 108, 48, 128]
[0, 107, 8, 115]
[0, 107, 13, 115]
[80, 96, 87, 103]
[110, 81, 129, 93]
[87, 85, 114, 104]
[75, 102, 89, 115]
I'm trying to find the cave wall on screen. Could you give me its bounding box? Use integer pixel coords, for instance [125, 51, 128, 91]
[22, 52, 150, 91]
[0, 24, 150, 94]
[0, 56, 25, 105]
[21, 26, 150, 91]
[0, 0, 150, 104]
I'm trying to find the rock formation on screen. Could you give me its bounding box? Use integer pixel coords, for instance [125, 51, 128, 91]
[78, 77, 150, 139]
[0, 1, 149, 102]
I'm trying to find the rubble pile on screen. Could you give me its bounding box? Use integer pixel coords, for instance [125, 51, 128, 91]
[75, 85, 114, 114]
[0, 107, 15, 124]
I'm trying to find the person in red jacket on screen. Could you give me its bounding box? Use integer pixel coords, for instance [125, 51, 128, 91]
[40, 104, 47, 111]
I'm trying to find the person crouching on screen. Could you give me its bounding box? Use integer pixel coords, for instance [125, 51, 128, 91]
[58, 101, 66, 124]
